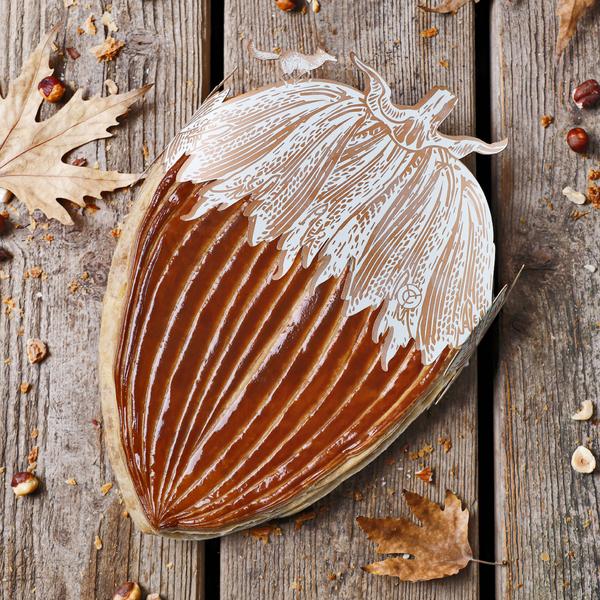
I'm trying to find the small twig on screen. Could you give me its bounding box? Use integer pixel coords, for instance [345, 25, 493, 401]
[471, 558, 508, 567]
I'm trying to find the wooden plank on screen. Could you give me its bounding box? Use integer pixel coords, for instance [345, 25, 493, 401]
[491, 2, 600, 598]
[0, 1, 209, 598]
[220, 2, 481, 598]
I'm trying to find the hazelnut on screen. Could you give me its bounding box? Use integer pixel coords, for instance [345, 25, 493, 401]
[113, 582, 142, 600]
[566, 127, 589, 154]
[0, 212, 7, 234]
[11, 471, 40, 496]
[573, 79, 600, 109]
[571, 400, 594, 421]
[37, 75, 65, 103]
[275, 0, 302, 11]
[571, 446, 596, 473]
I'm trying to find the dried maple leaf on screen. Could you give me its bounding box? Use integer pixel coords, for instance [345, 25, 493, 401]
[357, 490, 472, 581]
[419, 0, 478, 14]
[0, 29, 149, 224]
[556, 0, 596, 55]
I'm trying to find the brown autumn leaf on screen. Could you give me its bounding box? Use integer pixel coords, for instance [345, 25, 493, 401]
[0, 28, 150, 224]
[357, 490, 472, 581]
[556, 0, 596, 55]
[422, 0, 594, 56]
[419, 0, 478, 15]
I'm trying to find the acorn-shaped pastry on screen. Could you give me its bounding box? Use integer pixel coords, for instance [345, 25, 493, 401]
[100, 55, 507, 539]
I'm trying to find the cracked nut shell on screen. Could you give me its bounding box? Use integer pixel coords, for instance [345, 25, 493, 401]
[571, 400, 594, 421]
[37, 75, 65, 103]
[573, 79, 600, 109]
[275, 0, 303, 10]
[11, 471, 40, 496]
[113, 582, 142, 600]
[571, 446, 596, 474]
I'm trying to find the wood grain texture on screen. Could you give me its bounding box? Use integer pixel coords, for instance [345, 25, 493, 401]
[0, 1, 209, 598]
[491, 1, 600, 598]
[220, 2, 482, 598]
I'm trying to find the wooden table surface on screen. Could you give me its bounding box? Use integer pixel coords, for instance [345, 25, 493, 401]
[0, 1, 598, 598]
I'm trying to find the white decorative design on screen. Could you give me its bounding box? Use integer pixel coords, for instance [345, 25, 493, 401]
[164, 55, 507, 368]
[398, 284, 422, 309]
[247, 40, 337, 78]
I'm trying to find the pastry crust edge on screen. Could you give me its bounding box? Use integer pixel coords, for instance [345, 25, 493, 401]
[98, 160, 461, 541]
[99, 161, 166, 536]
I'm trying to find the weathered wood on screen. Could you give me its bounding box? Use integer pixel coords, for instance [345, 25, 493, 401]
[220, 2, 481, 598]
[491, 1, 600, 598]
[0, 1, 209, 598]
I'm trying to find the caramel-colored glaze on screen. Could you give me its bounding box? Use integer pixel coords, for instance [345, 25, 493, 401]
[115, 162, 448, 532]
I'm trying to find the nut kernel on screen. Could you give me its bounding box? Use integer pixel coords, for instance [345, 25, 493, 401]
[11, 471, 40, 496]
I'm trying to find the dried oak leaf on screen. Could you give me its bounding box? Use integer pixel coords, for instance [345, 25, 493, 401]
[556, 0, 596, 56]
[0, 29, 150, 224]
[357, 490, 472, 581]
[419, 0, 478, 15]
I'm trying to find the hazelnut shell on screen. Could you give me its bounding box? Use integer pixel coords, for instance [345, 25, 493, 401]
[11, 471, 40, 496]
[37, 76, 65, 103]
[113, 582, 142, 600]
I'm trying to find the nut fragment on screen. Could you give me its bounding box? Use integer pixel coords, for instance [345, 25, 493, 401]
[275, 0, 302, 10]
[562, 186, 586, 205]
[11, 471, 40, 496]
[100, 481, 113, 495]
[420, 26, 439, 39]
[66, 46, 81, 60]
[571, 446, 596, 473]
[571, 400, 594, 420]
[588, 184, 600, 208]
[113, 582, 142, 600]
[566, 127, 589, 154]
[573, 79, 600, 109]
[415, 466, 433, 483]
[105, 78, 118, 95]
[26, 338, 48, 364]
[37, 76, 65, 103]
[91, 36, 125, 62]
